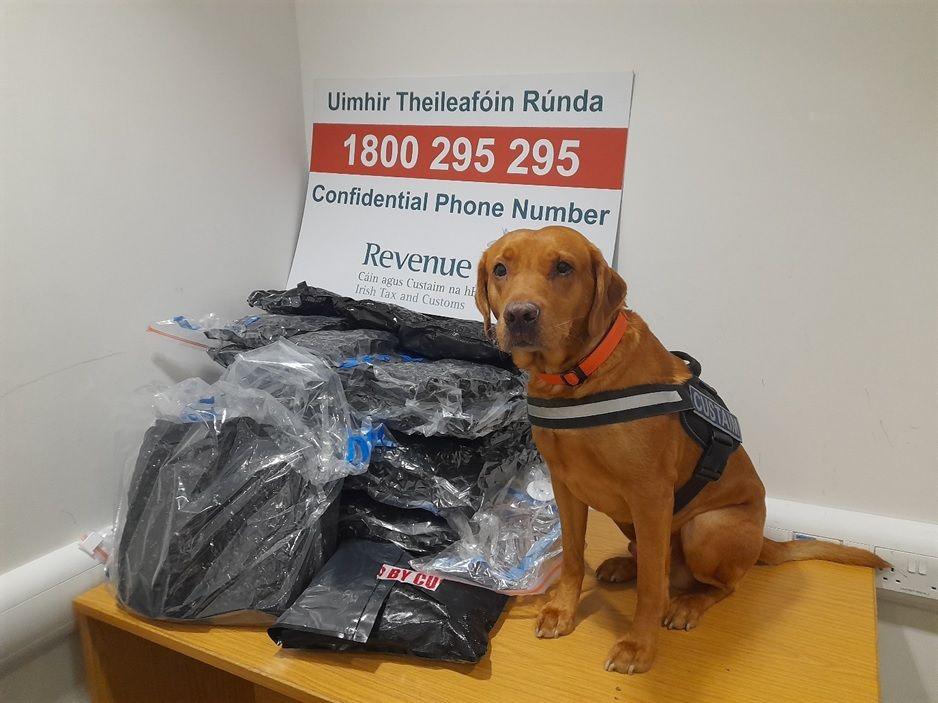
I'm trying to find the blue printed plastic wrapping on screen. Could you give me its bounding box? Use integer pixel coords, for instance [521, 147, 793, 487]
[108, 341, 367, 623]
[410, 463, 562, 595]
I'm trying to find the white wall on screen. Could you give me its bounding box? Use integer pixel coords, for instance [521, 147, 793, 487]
[1, 0, 307, 573]
[0, 1, 307, 699]
[293, 1, 936, 701]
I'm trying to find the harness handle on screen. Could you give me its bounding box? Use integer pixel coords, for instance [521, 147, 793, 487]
[670, 351, 702, 377]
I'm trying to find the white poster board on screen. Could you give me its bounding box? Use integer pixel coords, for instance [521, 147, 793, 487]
[288, 73, 634, 320]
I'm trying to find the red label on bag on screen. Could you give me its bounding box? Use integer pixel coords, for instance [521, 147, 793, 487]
[377, 564, 442, 592]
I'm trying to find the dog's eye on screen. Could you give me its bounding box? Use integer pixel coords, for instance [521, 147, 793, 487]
[555, 260, 573, 276]
[493, 262, 508, 278]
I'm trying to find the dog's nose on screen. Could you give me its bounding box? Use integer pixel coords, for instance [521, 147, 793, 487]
[504, 302, 540, 328]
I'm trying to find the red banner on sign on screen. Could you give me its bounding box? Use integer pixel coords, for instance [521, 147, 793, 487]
[310, 123, 628, 190]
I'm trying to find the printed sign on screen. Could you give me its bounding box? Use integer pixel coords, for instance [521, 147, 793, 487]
[288, 73, 634, 319]
[377, 564, 442, 592]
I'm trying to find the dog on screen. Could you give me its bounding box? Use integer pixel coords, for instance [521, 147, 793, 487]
[475, 225, 887, 674]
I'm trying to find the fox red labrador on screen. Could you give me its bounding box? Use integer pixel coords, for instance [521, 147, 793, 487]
[475, 225, 886, 674]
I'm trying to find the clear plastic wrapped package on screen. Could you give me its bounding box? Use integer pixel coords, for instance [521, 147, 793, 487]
[203, 313, 347, 345]
[345, 422, 538, 516]
[207, 314, 348, 366]
[148, 312, 349, 366]
[220, 340, 356, 467]
[291, 328, 399, 366]
[338, 491, 457, 556]
[342, 358, 527, 439]
[411, 463, 562, 595]
[109, 349, 362, 623]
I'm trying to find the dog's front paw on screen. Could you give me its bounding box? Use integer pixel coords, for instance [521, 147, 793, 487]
[604, 634, 656, 674]
[535, 602, 576, 639]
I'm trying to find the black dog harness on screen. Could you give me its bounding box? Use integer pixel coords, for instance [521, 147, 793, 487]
[527, 352, 742, 514]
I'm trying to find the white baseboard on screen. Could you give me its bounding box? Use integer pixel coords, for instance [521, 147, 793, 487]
[0, 534, 106, 673]
[765, 498, 938, 556]
[764, 498, 938, 604]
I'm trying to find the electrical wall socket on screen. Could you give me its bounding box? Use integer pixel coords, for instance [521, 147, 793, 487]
[874, 547, 938, 601]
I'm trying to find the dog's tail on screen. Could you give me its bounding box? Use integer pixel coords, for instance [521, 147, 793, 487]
[758, 538, 889, 569]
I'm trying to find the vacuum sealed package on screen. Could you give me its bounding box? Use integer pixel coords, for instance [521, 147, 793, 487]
[247, 281, 352, 317]
[342, 357, 526, 438]
[345, 422, 538, 516]
[338, 297, 425, 333]
[109, 370, 360, 623]
[411, 463, 562, 595]
[338, 491, 456, 556]
[203, 314, 347, 345]
[246, 283, 512, 368]
[268, 540, 508, 663]
[291, 328, 399, 366]
[397, 317, 511, 368]
[206, 315, 348, 366]
[348, 300, 510, 367]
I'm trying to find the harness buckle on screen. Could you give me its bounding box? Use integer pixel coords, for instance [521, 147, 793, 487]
[696, 432, 735, 482]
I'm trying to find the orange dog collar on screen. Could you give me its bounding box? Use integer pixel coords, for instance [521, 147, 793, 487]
[537, 311, 629, 387]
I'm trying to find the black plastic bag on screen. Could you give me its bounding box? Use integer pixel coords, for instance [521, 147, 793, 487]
[113, 415, 341, 623]
[398, 318, 511, 368]
[338, 490, 456, 556]
[338, 297, 425, 333]
[247, 283, 512, 368]
[268, 540, 508, 663]
[345, 298, 511, 367]
[341, 358, 526, 438]
[247, 282, 352, 317]
[346, 422, 538, 516]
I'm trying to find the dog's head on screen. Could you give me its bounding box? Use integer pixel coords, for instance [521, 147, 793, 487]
[476, 226, 626, 367]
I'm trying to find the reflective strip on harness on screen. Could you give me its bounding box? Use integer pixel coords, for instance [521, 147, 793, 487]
[526, 360, 744, 515]
[527, 384, 691, 430]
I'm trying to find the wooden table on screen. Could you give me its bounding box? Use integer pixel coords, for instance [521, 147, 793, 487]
[74, 513, 880, 703]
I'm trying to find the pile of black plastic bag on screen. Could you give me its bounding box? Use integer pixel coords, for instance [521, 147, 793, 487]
[109, 282, 557, 664]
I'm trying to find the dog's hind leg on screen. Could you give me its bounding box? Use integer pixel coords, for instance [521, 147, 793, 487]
[664, 503, 763, 630]
[596, 522, 638, 583]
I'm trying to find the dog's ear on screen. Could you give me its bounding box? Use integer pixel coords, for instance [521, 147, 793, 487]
[475, 251, 493, 337]
[588, 246, 627, 338]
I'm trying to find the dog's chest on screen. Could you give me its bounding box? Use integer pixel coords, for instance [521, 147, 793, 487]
[532, 425, 646, 523]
